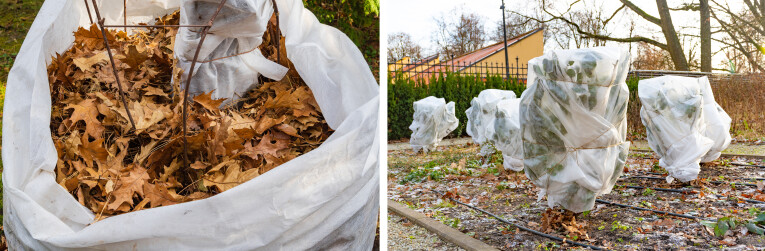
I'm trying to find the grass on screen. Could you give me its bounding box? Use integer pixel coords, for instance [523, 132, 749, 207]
[1, 0, 45, 82]
[0, 0, 46, 230]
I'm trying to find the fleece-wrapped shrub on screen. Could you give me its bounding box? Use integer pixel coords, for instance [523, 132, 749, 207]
[489, 99, 523, 171]
[698, 77, 732, 162]
[465, 89, 516, 157]
[409, 96, 459, 153]
[639, 76, 731, 182]
[520, 47, 630, 213]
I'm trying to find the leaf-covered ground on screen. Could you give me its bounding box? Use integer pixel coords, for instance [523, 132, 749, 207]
[388, 142, 765, 250]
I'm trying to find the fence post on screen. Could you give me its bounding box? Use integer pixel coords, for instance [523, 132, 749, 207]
[515, 56, 519, 81]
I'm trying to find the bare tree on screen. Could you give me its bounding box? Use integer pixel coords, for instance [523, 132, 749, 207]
[632, 41, 673, 70]
[709, 0, 765, 72]
[511, 0, 692, 71]
[387, 32, 423, 63]
[563, 8, 614, 48]
[432, 8, 488, 59]
[700, 0, 712, 72]
[491, 12, 543, 42]
[655, 0, 689, 71]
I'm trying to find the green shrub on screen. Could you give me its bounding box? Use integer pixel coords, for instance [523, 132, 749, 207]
[303, 0, 379, 80]
[387, 71, 526, 140]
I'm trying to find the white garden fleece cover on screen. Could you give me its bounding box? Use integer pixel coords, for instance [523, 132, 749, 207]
[489, 99, 523, 171]
[465, 89, 516, 146]
[176, 0, 289, 105]
[2, 0, 379, 250]
[465, 89, 523, 171]
[520, 47, 630, 213]
[639, 76, 731, 183]
[409, 96, 458, 153]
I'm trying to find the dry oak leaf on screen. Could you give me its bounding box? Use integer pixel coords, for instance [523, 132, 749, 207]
[78, 134, 109, 168]
[275, 124, 300, 138]
[193, 90, 226, 112]
[204, 162, 260, 193]
[72, 51, 108, 72]
[233, 128, 257, 140]
[74, 24, 117, 50]
[107, 165, 150, 210]
[51, 52, 74, 84]
[242, 133, 290, 159]
[143, 86, 168, 97]
[142, 182, 179, 208]
[66, 98, 105, 139]
[61, 130, 83, 158]
[263, 89, 304, 110]
[255, 115, 286, 134]
[120, 45, 149, 70]
[120, 100, 171, 132]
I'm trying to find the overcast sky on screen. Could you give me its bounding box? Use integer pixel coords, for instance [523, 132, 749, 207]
[383, 0, 745, 69]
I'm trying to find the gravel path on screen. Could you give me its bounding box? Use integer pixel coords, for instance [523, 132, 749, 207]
[388, 214, 465, 251]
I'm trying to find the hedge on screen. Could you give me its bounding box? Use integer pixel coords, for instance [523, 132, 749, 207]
[389, 73, 761, 142]
[387, 72, 526, 140]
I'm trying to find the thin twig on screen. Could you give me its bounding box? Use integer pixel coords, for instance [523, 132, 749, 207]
[181, 0, 229, 168]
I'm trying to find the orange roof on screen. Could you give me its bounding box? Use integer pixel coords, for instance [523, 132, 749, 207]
[426, 28, 543, 74]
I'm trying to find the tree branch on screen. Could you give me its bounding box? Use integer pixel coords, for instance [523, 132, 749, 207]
[619, 0, 661, 25]
[710, 0, 765, 37]
[603, 4, 626, 25]
[669, 3, 700, 11]
[710, 9, 765, 72]
[551, 14, 668, 49]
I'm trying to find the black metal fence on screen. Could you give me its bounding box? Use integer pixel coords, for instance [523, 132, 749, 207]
[626, 69, 765, 83]
[388, 60, 528, 83]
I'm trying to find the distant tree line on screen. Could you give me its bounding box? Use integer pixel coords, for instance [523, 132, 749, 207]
[388, 0, 765, 73]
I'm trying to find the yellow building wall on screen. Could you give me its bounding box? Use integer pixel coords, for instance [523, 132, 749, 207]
[389, 57, 440, 80]
[388, 57, 412, 72]
[460, 31, 544, 77]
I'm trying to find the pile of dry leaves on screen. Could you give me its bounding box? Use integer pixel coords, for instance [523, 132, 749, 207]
[49, 11, 331, 220]
[540, 208, 590, 240]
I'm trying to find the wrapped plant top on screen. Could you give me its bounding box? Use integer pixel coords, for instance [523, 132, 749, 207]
[490, 98, 524, 172]
[466, 89, 516, 146]
[532, 48, 630, 87]
[639, 76, 731, 182]
[465, 89, 522, 171]
[520, 47, 631, 213]
[409, 96, 458, 153]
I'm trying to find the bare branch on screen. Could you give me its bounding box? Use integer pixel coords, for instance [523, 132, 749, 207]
[670, 3, 700, 11]
[603, 4, 626, 25]
[618, 0, 661, 25]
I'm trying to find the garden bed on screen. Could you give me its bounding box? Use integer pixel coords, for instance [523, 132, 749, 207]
[388, 142, 765, 250]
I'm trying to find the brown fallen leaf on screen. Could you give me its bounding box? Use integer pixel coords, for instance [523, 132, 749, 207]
[193, 90, 226, 112]
[66, 99, 105, 139]
[108, 165, 150, 210]
[50, 10, 332, 220]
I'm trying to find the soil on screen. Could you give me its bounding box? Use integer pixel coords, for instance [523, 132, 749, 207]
[388, 142, 765, 250]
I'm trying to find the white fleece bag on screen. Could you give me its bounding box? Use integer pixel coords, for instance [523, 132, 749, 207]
[465, 89, 516, 157]
[2, 0, 379, 250]
[489, 98, 523, 171]
[409, 96, 458, 153]
[639, 76, 730, 182]
[520, 47, 630, 213]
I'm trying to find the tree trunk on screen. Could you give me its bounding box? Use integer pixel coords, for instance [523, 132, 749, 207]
[700, 0, 711, 72]
[655, 0, 690, 71]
